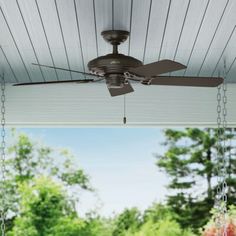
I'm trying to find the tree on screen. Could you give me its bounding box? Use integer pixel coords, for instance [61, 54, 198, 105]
[122, 203, 197, 236]
[1, 130, 91, 231]
[143, 203, 175, 223]
[7, 130, 91, 189]
[112, 208, 142, 236]
[7, 177, 99, 236]
[156, 128, 236, 231]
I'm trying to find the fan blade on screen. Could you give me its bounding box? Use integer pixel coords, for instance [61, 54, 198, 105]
[107, 81, 134, 97]
[147, 76, 223, 87]
[32, 63, 104, 78]
[13, 79, 96, 86]
[129, 60, 186, 77]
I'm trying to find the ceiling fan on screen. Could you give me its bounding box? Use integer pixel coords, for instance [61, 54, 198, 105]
[14, 30, 223, 97]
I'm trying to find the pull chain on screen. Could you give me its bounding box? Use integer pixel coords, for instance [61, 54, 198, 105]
[0, 74, 6, 236]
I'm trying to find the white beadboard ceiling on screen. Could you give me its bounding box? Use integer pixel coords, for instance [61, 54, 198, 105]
[0, 0, 236, 126]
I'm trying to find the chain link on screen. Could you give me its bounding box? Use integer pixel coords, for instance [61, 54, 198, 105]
[0, 75, 6, 236]
[221, 61, 228, 236]
[215, 62, 228, 236]
[215, 82, 222, 235]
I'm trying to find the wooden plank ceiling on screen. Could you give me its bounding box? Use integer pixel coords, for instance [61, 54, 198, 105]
[0, 0, 236, 84]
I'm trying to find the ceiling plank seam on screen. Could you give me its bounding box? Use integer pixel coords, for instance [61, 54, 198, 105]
[73, 0, 86, 78]
[142, 0, 152, 63]
[54, 0, 73, 80]
[128, 0, 133, 56]
[226, 42, 236, 75]
[197, 0, 230, 76]
[35, 0, 59, 81]
[16, 0, 46, 82]
[211, 26, 236, 77]
[0, 6, 32, 82]
[92, 0, 99, 57]
[173, 0, 191, 61]
[0, 45, 18, 82]
[158, 0, 172, 61]
[112, 0, 114, 30]
[183, 0, 210, 76]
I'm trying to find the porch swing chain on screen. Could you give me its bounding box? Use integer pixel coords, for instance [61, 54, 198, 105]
[215, 61, 228, 236]
[0, 75, 6, 236]
[216, 81, 222, 234]
[221, 61, 228, 236]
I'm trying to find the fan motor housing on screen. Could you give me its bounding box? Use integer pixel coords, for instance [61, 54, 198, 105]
[87, 53, 142, 76]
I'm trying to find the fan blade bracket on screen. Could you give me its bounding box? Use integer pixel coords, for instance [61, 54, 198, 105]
[141, 79, 151, 85]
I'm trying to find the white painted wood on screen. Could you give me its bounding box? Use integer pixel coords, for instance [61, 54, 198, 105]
[0, 11, 29, 83]
[199, 0, 236, 80]
[3, 83, 236, 127]
[184, 0, 228, 76]
[113, 0, 131, 55]
[1, 0, 236, 83]
[0, 48, 15, 83]
[173, 0, 210, 76]
[75, 0, 98, 72]
[1, 0, 43, 82]
[56, 0, 86, 80]
[32, 0, 73, 80]
[94, 0, 113, 56]
[142, 0, 169, 64]
[17, 0, 58, 81]
[158, 0, 189, 61]
[129, 0, 151, 62]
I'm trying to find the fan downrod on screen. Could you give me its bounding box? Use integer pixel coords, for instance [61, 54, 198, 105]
[102, 30, 129, 54]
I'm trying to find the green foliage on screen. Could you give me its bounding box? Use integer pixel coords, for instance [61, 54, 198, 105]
[61, 169, 91, 190]
[48, 217, 86, 236]
[143, 203, 176, 223]
[155, 219, 182, 236]
[139, 204, 196, 236]
[110, 204, 196, 236]
[4, 130, 119, 236]
[7, 176, 106, 236]
[3, 130, 91, 219]
[156, 128, 236, 232]
[1, 130, 93, 235]
[112, 208, 142, 236]
[8, 177, 68, 235]
[8, 130, 91, 189]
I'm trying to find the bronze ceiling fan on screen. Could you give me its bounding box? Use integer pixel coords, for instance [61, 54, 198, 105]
[14, 30, 223, 96]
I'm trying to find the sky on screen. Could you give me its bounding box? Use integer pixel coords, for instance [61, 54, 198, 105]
[10, 128, 169, 217]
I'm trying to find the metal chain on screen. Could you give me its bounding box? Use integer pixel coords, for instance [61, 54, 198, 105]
[215, 81, 222, 235]
[0, 75, 6, 236]
[221, 61, 228, 236]
[215, 62, 228, 236]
